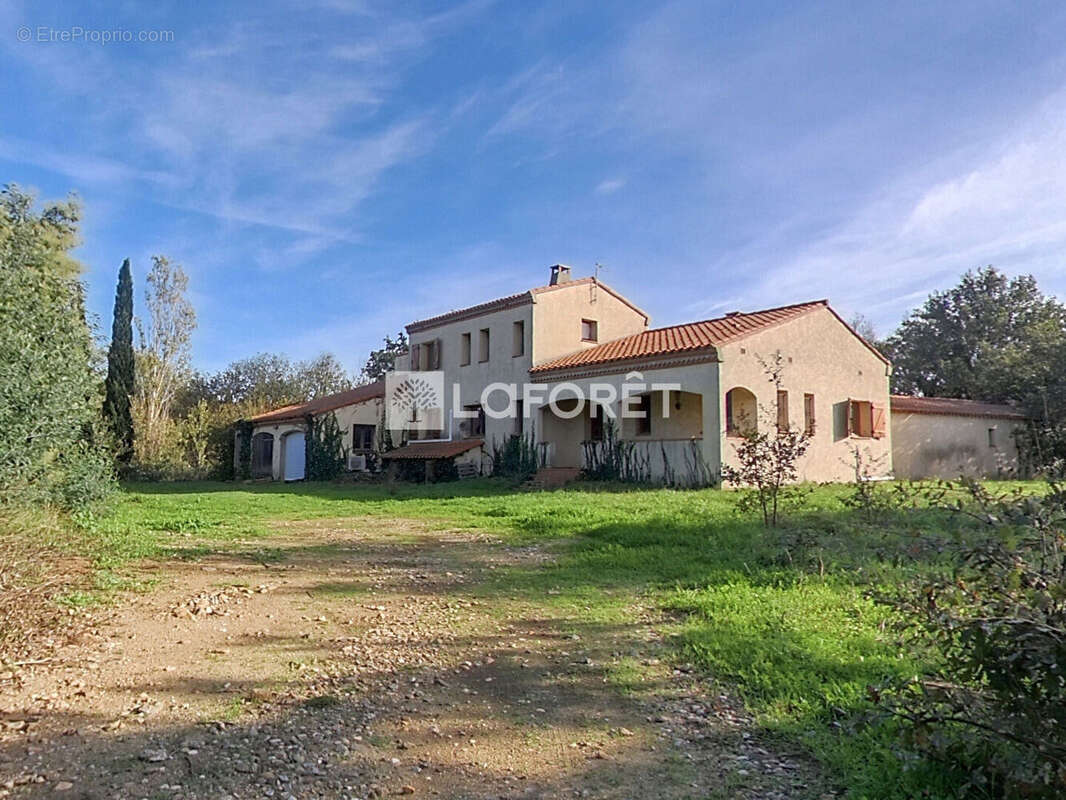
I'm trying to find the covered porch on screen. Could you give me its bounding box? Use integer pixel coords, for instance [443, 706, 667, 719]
[531, 366, 720, 487]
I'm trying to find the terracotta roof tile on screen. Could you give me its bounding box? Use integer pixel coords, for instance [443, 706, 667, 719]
[381, 439, 484, 459]
[248, 380, 385, 424]
[890, 395, 1028, 421]
[530, 300, 835, 374]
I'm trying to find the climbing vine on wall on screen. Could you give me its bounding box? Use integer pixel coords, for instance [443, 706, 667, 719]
[305, 412, 347, 480]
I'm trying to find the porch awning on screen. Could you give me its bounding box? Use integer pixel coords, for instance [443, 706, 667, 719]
[381, 440, 484, 460]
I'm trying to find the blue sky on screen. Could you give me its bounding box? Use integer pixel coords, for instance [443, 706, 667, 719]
[3, 1, 1066, 374]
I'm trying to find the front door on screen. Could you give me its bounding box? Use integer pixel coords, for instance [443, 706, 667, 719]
[283, 432, 306, 481]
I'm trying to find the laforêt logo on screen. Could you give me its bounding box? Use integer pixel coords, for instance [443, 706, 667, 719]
[385, 371, 445, 431]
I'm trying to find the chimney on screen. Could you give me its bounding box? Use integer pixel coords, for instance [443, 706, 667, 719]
[548, 264, 572, 286]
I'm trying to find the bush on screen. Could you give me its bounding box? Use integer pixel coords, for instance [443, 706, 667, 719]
[491, 431, 539, 480]
[0, 186, 114, 509]
[876, 480, 1066, 797]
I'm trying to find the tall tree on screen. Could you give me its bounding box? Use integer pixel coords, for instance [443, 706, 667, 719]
[360, 331, 408, 382]
[133, 256, 196, 464]
[0, 185, 113, 507]
[295, 353, 352, 399]
[103, 258, 134, 463]
[884, 266, 1066, 418]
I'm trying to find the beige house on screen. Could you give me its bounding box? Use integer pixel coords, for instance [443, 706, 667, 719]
[890, 395, 1027, 479]
[239, 381, 385, 481]
[395, 265, 893, 484]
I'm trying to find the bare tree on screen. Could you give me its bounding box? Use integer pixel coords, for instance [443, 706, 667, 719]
[133, 256, 196, 464]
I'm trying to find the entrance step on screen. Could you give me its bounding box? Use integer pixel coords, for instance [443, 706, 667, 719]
[524, 467, 582, 490]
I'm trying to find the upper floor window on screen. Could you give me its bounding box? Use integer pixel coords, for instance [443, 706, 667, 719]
[581, 319, 598, 342]
[478, 328, 490, 362]
[512, 320, 525, 357]
[460, 332, 471, 366]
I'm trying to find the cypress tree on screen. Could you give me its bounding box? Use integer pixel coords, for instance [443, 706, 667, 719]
[103, 258, 135, 463]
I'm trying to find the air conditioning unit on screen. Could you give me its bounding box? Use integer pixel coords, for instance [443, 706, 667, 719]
[348, 453, 367, 472]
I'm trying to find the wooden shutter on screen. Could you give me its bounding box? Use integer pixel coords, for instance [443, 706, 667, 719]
[431, 338, 442, 369]
[776, 390, 789, 431]
[844, 399, 852, 437]
[410, 343, 421, 371]
[871, 404, 886, 439]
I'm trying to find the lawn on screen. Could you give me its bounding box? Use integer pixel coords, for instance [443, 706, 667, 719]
[67, 477, 1042, 798]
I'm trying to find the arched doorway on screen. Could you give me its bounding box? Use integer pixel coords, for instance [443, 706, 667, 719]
[251, 432, 274, 478]
[725, 387, 757, 436]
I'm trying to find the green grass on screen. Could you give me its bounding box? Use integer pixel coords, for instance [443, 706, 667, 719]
[59, 477, 1045, 798]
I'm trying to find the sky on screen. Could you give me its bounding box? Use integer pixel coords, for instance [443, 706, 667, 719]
[3, 0, 1066, 375]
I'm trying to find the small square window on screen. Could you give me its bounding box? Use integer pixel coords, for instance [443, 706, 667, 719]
[581, 319, 598, 342]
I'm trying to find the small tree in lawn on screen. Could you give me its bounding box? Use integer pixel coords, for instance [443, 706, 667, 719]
[721, 353, 811, 527]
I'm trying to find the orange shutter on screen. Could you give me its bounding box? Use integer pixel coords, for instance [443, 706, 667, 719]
[871, 404, 886, 439]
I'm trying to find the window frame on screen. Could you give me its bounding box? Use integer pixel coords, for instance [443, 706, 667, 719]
[460, 332, 471, 366]
[636, 393, 652, 436]
[351, 423, 375, 452]
[581, 318, 598, 342]
[803, 393, 816, 436]
[512, 320, 525, 358]
[478, 327, 490, 363]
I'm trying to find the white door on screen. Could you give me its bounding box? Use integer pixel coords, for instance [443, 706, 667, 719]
[283, 432, 306, 481]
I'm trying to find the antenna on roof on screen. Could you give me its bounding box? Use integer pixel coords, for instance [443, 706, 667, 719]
[592, 262, 605, 303]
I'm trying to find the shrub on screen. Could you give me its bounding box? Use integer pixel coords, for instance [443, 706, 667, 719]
[875, 480, 1066, 797]
[491, 431, 539, 480]
[581, 421, 651, 483]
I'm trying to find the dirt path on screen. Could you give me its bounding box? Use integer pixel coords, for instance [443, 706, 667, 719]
[0, 517, 821, 799]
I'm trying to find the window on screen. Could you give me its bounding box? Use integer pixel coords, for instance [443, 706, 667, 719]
[352, 424, 375, 451]
[463, 404, 485, 437]
[777, 390, 789, 431]
[478, 328, 490, 362]
[411, 339, 441, 370]
[515, 399, 524, 435]
[460, 332, 471, 366]
[581, 318, 598, 342]
[636, 394, 652, 436]
[988, 427, 997, 448]
[804, 393, 816, 436]
[512, 320, 525, 357]
[847, 400, 886, 439]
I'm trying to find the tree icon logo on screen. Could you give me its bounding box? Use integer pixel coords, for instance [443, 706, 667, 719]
[385, 371, 445, 431]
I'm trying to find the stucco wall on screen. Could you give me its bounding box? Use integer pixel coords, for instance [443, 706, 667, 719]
[716, 306, 892, 483]
[249, 397, 384, 480]
[407, 303, 535, 449]
[405, 280, 648, 455]
[891, 412, 1022, 479]
[531, 282, 648, 365]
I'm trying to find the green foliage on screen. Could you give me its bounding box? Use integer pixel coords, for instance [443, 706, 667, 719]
[103, 258, 134, 465]
[721, 354, 811, 526]
[360, 331, 408, 383]
[0, 185, 114, 509]
[305, 412, 346, 480]
[491, 431, 539, 480]
[581, 421, 651, 483]
[875, 480, 1066, 798]
[235, 420, 253, 480]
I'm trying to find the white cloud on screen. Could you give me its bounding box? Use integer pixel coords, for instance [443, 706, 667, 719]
[595, 178, 626, 195]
